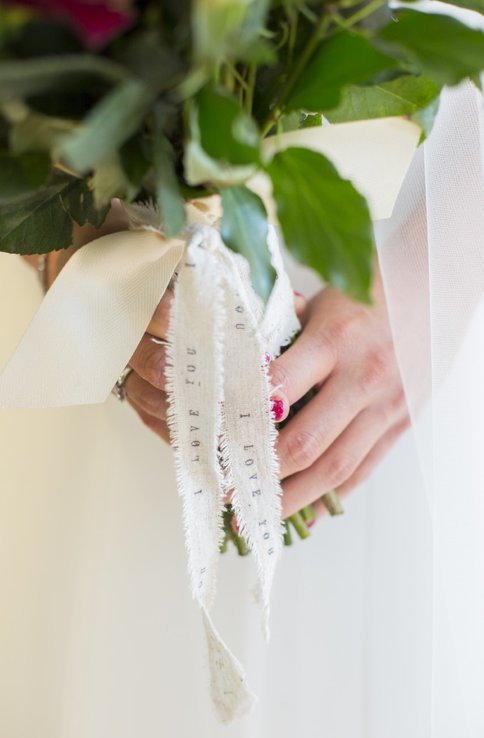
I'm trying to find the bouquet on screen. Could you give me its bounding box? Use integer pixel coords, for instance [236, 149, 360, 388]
[1, 0, 484, 554]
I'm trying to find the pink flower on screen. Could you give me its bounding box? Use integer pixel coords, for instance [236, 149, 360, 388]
[5, 0, 135, 48]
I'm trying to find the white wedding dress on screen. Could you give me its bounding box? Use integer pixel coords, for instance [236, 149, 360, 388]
[0, 249, 430, 738]
[1, 34, 484, 738]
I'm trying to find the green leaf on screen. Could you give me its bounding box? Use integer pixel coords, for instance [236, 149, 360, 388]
[197, 85, 260, 165]
[0, 55, 127, 103]
[112, 29, 184, 91]
[301, 113, 323, 129]
[413, 95, 440, 142]
[0, 150, 50, 202]
[184, 85, 260, 186]
[0, 177, 74, 254]
[60, 178, 109, 228]
[286, 32, 398, 113]
[325, 74, 441, 122]
[376, 9, 484, 86]
[88, 154, 131, 207]
[193, 0, 269, 64]
[58, 79, 155, 174]
[120, 133, 151, 192]
[266, 147, 374, 301]
[221, 186, 275, 303]
[9, 110, 76, 154]
[153, 110, 186, 237]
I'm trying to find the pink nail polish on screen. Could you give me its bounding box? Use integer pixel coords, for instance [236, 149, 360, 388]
[308, 519, 315, 528]
[294, 291, 304, 299]
[264, 352, 271, 364]
[271, 397, 285, 422]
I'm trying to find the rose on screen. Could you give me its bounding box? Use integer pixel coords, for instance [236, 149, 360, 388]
[4, 0, 135, 48]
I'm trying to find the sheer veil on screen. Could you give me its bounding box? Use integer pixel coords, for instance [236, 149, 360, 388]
[376, 73, 484, 736]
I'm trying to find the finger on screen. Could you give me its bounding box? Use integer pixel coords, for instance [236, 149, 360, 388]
[128, 397, 170, 443]
[146, 290, 173, 339]
[124, 370, 167, 420]
[281, 403, 400, 518]
[336, 416, 410, 497]
[293, 291, 307, 318]
[311, 418, 410, 525]
[130, 333, 167, 391]
[269, 324, 336, 407]
[277, 371, 363, 479]
[271, 391, 290, 423]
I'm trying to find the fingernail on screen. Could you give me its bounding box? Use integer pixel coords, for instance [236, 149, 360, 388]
[294, 291, 304, 299]
[264, 352, 272, 364]
[271, 397, 285, 422]
[307, 519, 316, 528]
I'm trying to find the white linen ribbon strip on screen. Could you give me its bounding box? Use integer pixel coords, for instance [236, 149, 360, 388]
[165, 222, 299, 721]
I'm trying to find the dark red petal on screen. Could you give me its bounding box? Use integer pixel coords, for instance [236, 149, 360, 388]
[5, 0, 135, 48]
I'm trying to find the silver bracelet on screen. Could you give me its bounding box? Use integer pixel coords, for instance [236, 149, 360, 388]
[37, 253, 50, 293]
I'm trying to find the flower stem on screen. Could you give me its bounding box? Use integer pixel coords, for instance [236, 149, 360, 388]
[329, 0, 387, 32]
[283, 520, 293, 546]
[300, 505, 316, 525]
[262, 13, 331, 136]
[321, 490, 344, 516]
[288, 511, 311, 539]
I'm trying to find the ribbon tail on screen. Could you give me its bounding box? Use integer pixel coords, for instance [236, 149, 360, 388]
[165, 229, 226, 609]
[202, 606, 256, 723]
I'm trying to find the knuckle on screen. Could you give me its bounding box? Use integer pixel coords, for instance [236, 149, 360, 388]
[270, 362, 291, 393]
[359, 348, 392, 395]
[139, 386, 165, 417]
[387, 389, 407, 419]
[139, 411, 158, 432]
[323, 312, 359, 349]
[144, 347, 166, 390]
[310, 326, 338, 366]
[394, 415, 411, 437]
[325, 453, 358, 488]
[285, 429, 322, 470]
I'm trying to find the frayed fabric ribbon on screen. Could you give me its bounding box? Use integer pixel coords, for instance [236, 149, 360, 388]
[165, 223, 299, 721]
[0, 205, 299, 722]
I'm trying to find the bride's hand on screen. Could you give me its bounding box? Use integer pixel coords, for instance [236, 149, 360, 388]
[123, 293, 172, 442]
[124, 290, 307, 444]
[270, 267, 410, 520]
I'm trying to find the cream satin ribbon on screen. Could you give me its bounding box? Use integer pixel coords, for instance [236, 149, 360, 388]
[0, 228, 185, 407]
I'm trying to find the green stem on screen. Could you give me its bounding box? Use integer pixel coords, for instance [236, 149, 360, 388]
[329, 0, 387, 33]
[232, 533, 250, 556]
[226, 62, 250, 93]
[261, 0, 388, 137]
[300, 505, 316, 525]
[288, 511, 311, 540]
[262, 13, 331, 136]
[321, 490, 344, 516]
[283, 520, 293, 546]
[245, 63, 256, 114]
